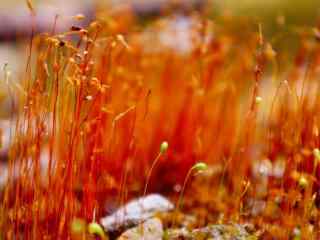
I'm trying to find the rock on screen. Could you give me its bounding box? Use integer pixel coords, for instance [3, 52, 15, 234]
[0, 1, 93, 40]
[108, 0, 206, 17]
[0, 146, 54, 189]
[192, 224, 256, 240]
[0, 120, 13, 161]
[165, 224, 256, 240]
[136, 15, 212, 55]
[100, 194, 174, 232]
[0, 162, 8, 187]
[244, 199, 266, 217]
[163, 228, 190, 240]
[117, 218, 163, 240]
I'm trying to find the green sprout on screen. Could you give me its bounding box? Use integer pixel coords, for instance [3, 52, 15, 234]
[292, 227, 301, 240]
[174, 162, 208, 226]
[255, 96, 262, 105]
[313, 148, 320, 162]
[70, 218, 86, 235]
[191, 162, 208, 173]
[143, 141, 169, 196]
[298, 176, 308, 189]
[88, 222, 108, 240]
[312, 148, 320, 177]
[160, 141, 169, 154]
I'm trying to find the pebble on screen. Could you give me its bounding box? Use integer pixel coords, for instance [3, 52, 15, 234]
[100, 194, 174, 232]
[192, 224, 255, 240]
[117, 218, 163, 240]
[165, 224, 256, 240]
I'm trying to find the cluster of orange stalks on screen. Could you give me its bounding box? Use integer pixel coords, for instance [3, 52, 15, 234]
[1, 8, 320, 239]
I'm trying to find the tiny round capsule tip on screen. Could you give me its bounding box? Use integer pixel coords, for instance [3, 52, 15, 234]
[298, 176, 308, 189]
[313, 148, 320, 160]
[192, 162, 208, 172]
[88, 222, 107, 239]
[160, 141, 169, 154]
[71, 218, 86, 235]
[255, 96, 262, 105]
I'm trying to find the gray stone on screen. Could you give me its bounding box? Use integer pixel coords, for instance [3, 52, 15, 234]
[192, 224, 256, 240]
[100, 194, 174, 232]
[165, 224, 256, 240]
[0, 120, 13, 160]
[117, 218, 163, 240]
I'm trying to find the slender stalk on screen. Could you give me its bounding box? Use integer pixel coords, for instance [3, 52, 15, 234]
[143, 152, 162, 197]
[174, 162, 207, 227]
[177, 167, 193, 213]
[143, 141, 168, 196]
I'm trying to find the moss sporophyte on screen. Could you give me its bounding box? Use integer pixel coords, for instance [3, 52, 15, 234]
[174, 162, 208, 226]
[2, 5, 320, 238]
[143, 141, 169, 196]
